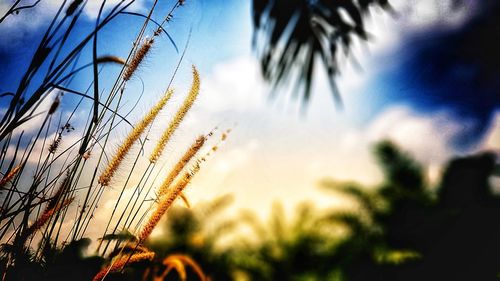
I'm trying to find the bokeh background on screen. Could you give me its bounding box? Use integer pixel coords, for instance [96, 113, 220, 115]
[0, 0, 498, 258]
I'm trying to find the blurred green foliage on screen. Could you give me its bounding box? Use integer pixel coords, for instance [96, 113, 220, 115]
[2, 141, 499, 280]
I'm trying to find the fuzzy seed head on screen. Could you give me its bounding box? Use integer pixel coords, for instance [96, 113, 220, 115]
[0, 165, 21, 187]
[123, 38, 154, 81]
[48, 134, 62, 154]
[138, 162, 201, 241]
[18, 197, 73, 246]
[92, 252, 155, 281]
[98, 89, 174, 186]
[149, 66, 200, 163]
[48, 96, 60, 115]
[157, 135, 205, 198]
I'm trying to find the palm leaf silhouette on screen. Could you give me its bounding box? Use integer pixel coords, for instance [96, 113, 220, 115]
[252, 0, 392, 106]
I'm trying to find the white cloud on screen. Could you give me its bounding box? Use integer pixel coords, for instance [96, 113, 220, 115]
[480, 111, 500, 151]
[167, 55, 496, 219]
[76, 0, 147, 19]
[197, 56, 267, 113]
[366, 107, 459, 164]
[0, 0, 147, 49]
[7, 90, 59, 138]
[389, 0, 473, 29]
[4, 0, 497, 239]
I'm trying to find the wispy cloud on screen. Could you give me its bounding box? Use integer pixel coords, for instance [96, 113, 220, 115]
[0, 0, 147, 50]
[170, 55, 499, 218]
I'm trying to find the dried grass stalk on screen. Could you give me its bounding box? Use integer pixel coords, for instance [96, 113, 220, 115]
[45, 171, 71, 211]
[138, 162, 201, 241]
[0, 165, 21, 187]
[96, 55, 126, 65]
[18, 197, 73, 245]
[149, 66, 200, 163]
[109, 243, 149, 258]
[48, 96, 60, 115]
[157, 135, 205, 198]
[179, 193, 190, 208]
[161, 254, 207, 281]
[92, 252, 155, 281]
[123, 38, 154, 81]
[48, 134, 62, 154]
[98, 89, 175, 186]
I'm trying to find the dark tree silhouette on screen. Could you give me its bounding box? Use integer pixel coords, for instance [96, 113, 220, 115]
[252, 0, 392, 106]
[1, 238, 103, 281]
[381, 0, 500, 148]
[252, 0, 499, 133]
[322, 142, 500, 281]
[144, 196, 237, 281]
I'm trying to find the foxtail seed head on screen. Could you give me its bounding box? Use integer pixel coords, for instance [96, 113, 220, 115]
[157, 135, 205, 198]
[0, 165, 21, 187]
[139, 162, 201, 241]
[123, 37, 154, 81]
[98, 89, 174, 186]
[92, 252, 155, 281]
[48, 134, 62, 154]
[18, 197, 73, 246]
[149, 66, 200, 163]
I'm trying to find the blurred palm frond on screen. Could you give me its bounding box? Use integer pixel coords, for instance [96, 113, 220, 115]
[252, 0, 392, 106]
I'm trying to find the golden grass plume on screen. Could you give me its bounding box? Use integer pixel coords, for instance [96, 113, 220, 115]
[45, 172, 71, 212]
[138, 161, 201, 241]
[123, 37, 155, 81]
[157, 135, 205, 198]
[92, 251, 155, 281]
[96, 55, 126, 65]
[16, 197, 73, 246]
[98, 88, 175, 186]
[0, 165, 21, 187]
[159, 254, 207, 281]
[149, 65, 200, 163]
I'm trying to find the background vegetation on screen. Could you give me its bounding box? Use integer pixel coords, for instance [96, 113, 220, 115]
[1, 0, 499, 280]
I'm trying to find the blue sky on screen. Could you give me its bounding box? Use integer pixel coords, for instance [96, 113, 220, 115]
[0, 0, 498, 224]
[0, 0, 251, 105]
